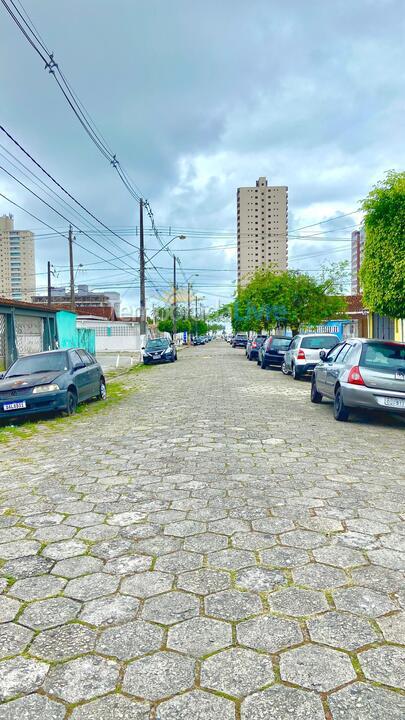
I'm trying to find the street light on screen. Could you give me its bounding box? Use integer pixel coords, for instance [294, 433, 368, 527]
[187, 274, 199, 320]
[146, 234, 186, 265]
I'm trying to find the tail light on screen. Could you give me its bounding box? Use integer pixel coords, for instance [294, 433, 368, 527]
[297, 349, 306, 360]
[252, 341, 257, 348]
[347, 365, 365, 385]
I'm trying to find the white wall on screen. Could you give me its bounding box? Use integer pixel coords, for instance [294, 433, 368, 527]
[77, 319, 142, 353]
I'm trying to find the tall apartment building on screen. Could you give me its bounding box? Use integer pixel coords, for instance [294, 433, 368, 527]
[237, 176, 288, 286]
[351, 227, 365, 294]
[0, 214, 35, 301]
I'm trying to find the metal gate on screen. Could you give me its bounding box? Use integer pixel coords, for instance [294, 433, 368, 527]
[15, 314, 43, 356]
[372, 313, 395, 340]
[0, 314, 6, 369]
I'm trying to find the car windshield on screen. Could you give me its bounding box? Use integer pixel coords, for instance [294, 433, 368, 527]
[255, 336, 267, 344]
[146, 339, 168, 350]
[7, 352, 68, 377]
[361, 342, 405, 369]
[301, 335, 339, 349]
[271, 338, 291, 349]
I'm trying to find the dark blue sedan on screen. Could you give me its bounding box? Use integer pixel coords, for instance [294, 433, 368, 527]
[142, 338, 177, 364]
[0, 349, 106, 421]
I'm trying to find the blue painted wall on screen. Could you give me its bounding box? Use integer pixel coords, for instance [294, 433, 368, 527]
[56, 311, 95, 354]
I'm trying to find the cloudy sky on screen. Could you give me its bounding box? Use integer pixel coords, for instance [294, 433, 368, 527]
[1, 0, 404, 314]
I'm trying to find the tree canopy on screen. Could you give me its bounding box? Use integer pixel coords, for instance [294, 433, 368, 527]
[360, 171, 405, 318]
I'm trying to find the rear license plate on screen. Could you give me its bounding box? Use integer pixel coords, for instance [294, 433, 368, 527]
[383, 397, 405, 408]
[277, 350, 286, 355]
[3, 401, 26, 411]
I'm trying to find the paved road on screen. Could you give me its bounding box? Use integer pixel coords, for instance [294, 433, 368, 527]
[0, 341, 404, 719]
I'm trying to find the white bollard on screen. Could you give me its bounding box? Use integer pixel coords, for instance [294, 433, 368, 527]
[116, 353, 120, 368]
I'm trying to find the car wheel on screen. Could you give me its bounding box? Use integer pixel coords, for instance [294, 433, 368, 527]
[292, 363, 301, 380]
[64, 390, 77, 416]
[257, 358, 261, 365]
[98, 379, 107, 401]
[261, 358, 267, 370]
[310, 377, 323, 403]
[334, 387, 350, 421]
[281, 361, 289, 375]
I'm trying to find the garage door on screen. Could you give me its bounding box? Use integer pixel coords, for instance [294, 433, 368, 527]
[15, 314, 43, 356]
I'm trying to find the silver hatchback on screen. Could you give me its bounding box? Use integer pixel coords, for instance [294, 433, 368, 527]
[311, 338, 405, 421]
[282, 333, 340, 380]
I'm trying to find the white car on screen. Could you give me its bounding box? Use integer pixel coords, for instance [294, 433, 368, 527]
[282, 333, 340, 380]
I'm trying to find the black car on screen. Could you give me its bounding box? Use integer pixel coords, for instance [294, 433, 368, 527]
[246, 335, 267, 360]
[259, 335, 292, 369]
[192, 337, 205, 346]
[143, 337, 177, 364]
[232, 333, 248, 348]
[0, 349, 106, 420]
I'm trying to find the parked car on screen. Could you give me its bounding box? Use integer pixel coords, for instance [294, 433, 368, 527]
[282, 333, 340, 379]
[259, 335, 291, 369]
[0, 349, 106, 420]
[246, 335, 267, 360]
[232, 333, 248, 348]
[143, 337, 177, 363]
[311, 338, 405, 421]
[192, 336, 206, 346]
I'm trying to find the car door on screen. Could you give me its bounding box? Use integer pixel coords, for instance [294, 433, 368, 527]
[69, 349, 88, 401]
[315, 343, 344, 394]
[324, 343, 352, 396]
[78, 350, 99, 398]
[285, 336, 298, 370]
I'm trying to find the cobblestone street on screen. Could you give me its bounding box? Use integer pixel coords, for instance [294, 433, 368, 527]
[0, 341, 404, 719]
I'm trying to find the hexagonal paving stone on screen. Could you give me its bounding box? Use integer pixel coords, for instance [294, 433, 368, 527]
[65, 512, 106, 527]
[333, 586, 396, 617]
[235, 567, 286, 592]
[29, 623, 96, 660]
[201, 647, 274, 698]
[0, 694, 66, 720]
[377, 611, 405, 644]
[106, 511, 146, 526]
[260, 547, 310, 568]
[65, 572, 119, 601]
[104, 555, 151, 575]
[123, 651, 195, 700]
[51, 556, 103, 578]
[156, 689, 235, 720]
[155, 551, 203, 573]
[0, 597, 21, 623]
[252, 518, 295, 534]
[367, 548, 405, 571]
[183, 532, 228, 553]
[77, 525, 118, 542]
[9, 574, 66, 601]
[205, 590, 262, 621]
[90, 539, 133, 560]
[0, 656, 49, 701]
[79, 594, 139, 626]
[164, 520, 206, 536]
[142, 591, 200, 625]
[70, 695, 150, 719]
[0, 622, 33, 658]
[308, 611, 377, 650]
[19, 597, 81, 630]
[121, 571, 174, 598]
[237, 615, 303, 653]
[208, 549, 256, 570]
[34, 525, 77, 542]
[280, 644, 356, 691]
[167, 617, 232, 657]
[351, 565, 403, 592]
[0, 556, 54, 579]
[0, 541, 41, 560]
[231, 532, 276, 551]
[44, 655, 119, 702]
[359, 646, 405, 689]
[293, 563, 348, 589]
[328, 682, 405, 719]
[177, 568, 230, 595]
[208, 518, 250, 535]
[269, 587, 328, 617]
[312, 546, 366, 568]
[241, 685, 325, 720]
[280, 530, 327, 549]
[96, 620, 163, 659]
[135, 537, 182, 556]
[42, 539, 87, 560]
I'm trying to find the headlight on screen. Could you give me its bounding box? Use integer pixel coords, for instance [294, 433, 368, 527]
[164, 346, 172, 354]
[32, 384, 60, 394]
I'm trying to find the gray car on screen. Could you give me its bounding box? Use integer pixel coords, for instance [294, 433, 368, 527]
[282, 333, 340, 379]
[311, 338, 405, 421]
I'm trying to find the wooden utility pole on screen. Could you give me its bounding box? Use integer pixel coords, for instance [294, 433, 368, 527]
[68, 225, 75, 311]
[47, 261, 51, 307]
[139, 199, 146, 336]
[173, 255, 177, 338]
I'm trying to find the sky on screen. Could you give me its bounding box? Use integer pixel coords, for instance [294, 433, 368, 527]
[1, 0, 404, 315]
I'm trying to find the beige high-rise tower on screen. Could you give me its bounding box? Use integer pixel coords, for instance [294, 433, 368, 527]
[0, 214, 35, 301]
[237, 176, 288, 286]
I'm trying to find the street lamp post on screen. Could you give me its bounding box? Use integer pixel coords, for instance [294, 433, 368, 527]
[145, 234, 186, 266]
[186, 274, 199, 344]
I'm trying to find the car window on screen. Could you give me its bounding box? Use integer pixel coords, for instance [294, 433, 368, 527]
[344, 343, 361, 365]
[361, 342, 405, 369]
[335, 344, 353, 363]
[301, 335, 339, 349]
[289, 337, 299, 350]
[77, 350, 93, 366]
[70, 350, 84, 368]
[271, 338, 291, 350]
[6, 352, 68, 377]
[325, 343, 345, 362]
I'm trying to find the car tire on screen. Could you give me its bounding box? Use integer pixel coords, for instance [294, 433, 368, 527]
[281, 361, 289, 375]
[334, 387, 350, 421]
[310, 377, 323, 403]
[261, 358, 267, 370]
[257, 358, 261, 365]
[248, 354, 253, 361]
[98, 379, 107, 401]
[64, 390, 77, 416]
[292, 363, 301, 380]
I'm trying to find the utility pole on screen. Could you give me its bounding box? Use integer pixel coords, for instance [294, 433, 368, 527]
[139, 199, 146, 336]
[187, 282, 191, 320]
[173, 255, 177, 338]
[195, 294, 198, 339]
[47, 261, 51, 307]
[68, 225, 75, 311]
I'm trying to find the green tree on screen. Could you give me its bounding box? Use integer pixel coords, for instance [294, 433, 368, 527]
[360, 171, 405, 318]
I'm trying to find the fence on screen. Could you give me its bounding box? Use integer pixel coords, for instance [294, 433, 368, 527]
[76, 318, 141, 353]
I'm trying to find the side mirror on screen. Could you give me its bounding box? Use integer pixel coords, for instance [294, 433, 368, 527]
[319, 350, 327, 361]
[141, 346, 145, 350]
[0, 372, 5, 380]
